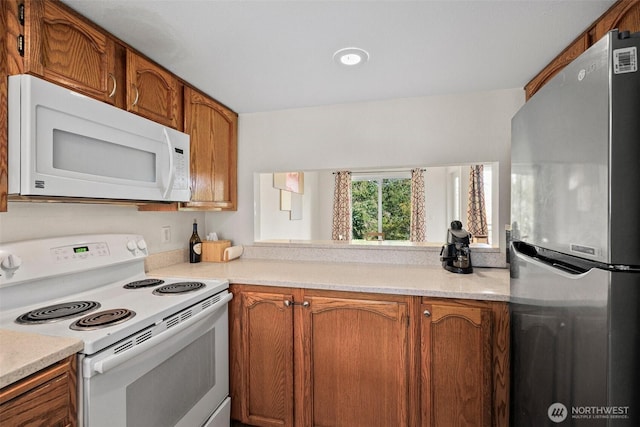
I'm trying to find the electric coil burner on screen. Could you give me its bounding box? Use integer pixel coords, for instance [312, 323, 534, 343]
[123, 278, 165, 289]
[70, 308, 136, 331]
[153, 281, 206, 295]
[16, 301, 101, 324]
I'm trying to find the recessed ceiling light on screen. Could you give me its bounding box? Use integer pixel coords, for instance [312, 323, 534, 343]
[333, 47, 369, 67]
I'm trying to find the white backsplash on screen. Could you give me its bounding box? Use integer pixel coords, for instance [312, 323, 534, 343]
[1, 202, 205, 255]
[244, 241, 507, 268]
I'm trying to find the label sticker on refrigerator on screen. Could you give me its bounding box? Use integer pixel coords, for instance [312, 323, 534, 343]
[613, 47, 637, 74]
[570, 244, 598, 257]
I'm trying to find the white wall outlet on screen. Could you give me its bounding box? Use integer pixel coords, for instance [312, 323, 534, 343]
[161, 226, 171, 243]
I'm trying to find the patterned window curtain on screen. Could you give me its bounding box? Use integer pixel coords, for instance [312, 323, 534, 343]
[331, 171, 352, 241]
[410, 168, 426, 242]
[467, 165, 488, 239]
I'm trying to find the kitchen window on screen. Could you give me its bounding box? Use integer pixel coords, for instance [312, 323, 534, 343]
[351, 172, 411, 241]
[446, 164, 493, 245]
[351, 165, 493, 244]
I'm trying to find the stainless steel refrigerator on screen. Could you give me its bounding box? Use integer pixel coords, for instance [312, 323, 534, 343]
[510, 30, 640, 426]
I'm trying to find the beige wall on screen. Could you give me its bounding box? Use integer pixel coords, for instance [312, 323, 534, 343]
[0, 88, 524, 253]
[209, 88, 525, 248]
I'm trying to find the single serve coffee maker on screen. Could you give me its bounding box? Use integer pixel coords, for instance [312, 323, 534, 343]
[440, 220, 473, 274]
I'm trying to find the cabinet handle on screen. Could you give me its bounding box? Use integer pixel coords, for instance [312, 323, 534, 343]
[108, 73, 117, 98]
[132, 85, 140, 107]
[283, 300, 310, 308]
[423, 309, 431, 318]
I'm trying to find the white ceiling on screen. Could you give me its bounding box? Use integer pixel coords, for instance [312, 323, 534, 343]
[61, 0, 616, 114]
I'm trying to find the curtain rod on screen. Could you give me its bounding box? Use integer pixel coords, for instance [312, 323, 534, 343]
[333, 168, 425, 175]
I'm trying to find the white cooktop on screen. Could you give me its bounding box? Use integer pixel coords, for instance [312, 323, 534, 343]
[0, 234, 228, 354]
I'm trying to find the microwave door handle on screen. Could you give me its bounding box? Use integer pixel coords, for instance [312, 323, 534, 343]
[161, 128, 175, 199]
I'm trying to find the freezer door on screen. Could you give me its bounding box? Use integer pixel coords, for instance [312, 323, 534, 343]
[510, 244, 640, 426]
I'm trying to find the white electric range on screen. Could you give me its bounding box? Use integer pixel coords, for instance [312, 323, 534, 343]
[0, 234, 231, 427]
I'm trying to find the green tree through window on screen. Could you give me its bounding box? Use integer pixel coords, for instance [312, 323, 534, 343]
[352, 175, 411, 240]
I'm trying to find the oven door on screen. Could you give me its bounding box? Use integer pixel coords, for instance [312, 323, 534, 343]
[81, 294, 230, 427]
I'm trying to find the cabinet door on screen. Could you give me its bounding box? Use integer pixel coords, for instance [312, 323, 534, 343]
[300, 295, 411, 427]
[25, 0, 119, 104]
[594, 0, 640, 40]
[126, 50, 181, 129]
[233, 290, 295, 427]
[421, 302, 492, 427]
[0, 356, 77, 426]
[183, 87, 238, 210]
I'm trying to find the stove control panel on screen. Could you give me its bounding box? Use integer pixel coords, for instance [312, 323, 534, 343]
[51, 241, 111, 263]
[0, 234, 148, 286]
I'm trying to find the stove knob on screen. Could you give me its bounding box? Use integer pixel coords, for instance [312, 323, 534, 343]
[136, 239, 147, 251]
[1, 254, 22, 271]
[126, 240, 138, 252]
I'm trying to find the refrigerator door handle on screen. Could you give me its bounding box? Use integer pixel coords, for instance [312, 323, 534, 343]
[512, 244, 592, 280]
[550, 262, 585, 275]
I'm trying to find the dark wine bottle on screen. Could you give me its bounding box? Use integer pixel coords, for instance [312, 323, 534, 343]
[189, 219, 202, 263]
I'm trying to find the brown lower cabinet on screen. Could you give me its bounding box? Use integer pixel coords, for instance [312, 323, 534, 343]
[230, 285, 509, 427]
[421, 299, 510, 427]
[0, 355, 77, 427]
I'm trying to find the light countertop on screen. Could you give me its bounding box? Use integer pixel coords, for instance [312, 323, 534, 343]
[0, 258, 508, 390]
[149, 258, 509, 302]
[0, 329, 83, 389]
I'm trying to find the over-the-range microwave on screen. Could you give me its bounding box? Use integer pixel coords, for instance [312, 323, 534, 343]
[8, 74, 191, 202]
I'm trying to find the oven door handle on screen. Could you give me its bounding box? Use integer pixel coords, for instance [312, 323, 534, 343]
[90, 292, 233, 376]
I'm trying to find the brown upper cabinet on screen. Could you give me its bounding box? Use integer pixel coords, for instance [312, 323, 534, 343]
[126, 51, 182, 130]
[2, 0, 238, 211]
[23, 0, 183, 127]
[23, 0, 122, 105]
[526, 0, 640, 99]
[594, 0, 640, 40]
[183, 87, 238, 210]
